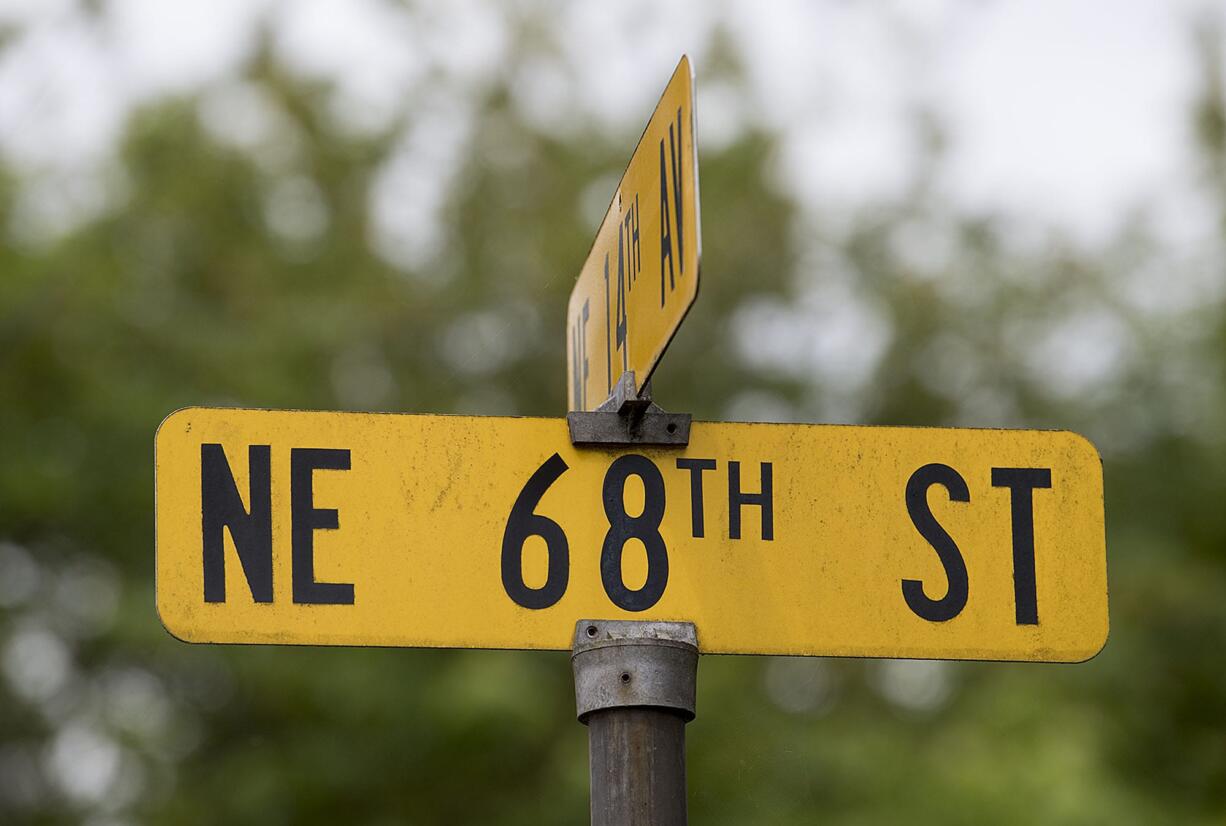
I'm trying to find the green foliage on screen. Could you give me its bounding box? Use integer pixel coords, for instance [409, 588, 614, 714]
[1, 15, 1225, 826]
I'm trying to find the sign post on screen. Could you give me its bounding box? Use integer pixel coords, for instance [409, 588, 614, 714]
[153, 55, 1109, 826]
[572, 620, 697, 826]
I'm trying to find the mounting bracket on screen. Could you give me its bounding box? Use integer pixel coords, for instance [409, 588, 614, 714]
[567, 371, 691, 447]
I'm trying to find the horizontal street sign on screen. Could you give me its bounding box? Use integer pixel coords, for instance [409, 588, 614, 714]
[156, 407, 1107, 662]
[567, 55, 700, 412]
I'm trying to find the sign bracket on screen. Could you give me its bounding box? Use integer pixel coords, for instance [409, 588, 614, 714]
[567, 371, 692, 447]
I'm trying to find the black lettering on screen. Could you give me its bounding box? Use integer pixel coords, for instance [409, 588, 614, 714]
[601, 455, 668, 611]
[580, 299, 589, 409]
[570, 320, 582, 411]
[676, 458, 717, 538]
[659, 139, 674, 306]
[291, 448, 354, 605]
[991, 467, 1051, 625]
[728, 461, 773, 541]
[502, 454, 570, 609]
[623, 198, 640, 286]
[603, 253, 612, 393]
[632, 194, 641, 275]
[201, 444, 272, 603]
[616, 221, 628, 371]
[569, 300, 590, 410]
[902, 463, 969, 622]
[670, 108, 684, 274]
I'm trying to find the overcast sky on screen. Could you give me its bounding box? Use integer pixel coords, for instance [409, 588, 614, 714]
[0, 0, 1220, 248]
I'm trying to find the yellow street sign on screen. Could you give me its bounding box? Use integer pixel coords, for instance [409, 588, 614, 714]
[156, 407, 1107, 661]
[567, 56, 700, 412]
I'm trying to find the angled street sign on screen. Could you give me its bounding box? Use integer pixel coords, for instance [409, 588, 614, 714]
[156, 407, 1107, 662]
[567, 56, 701, 412]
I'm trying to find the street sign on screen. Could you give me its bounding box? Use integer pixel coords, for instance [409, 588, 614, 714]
[156, 407, 1107, 662]
[567, 56, 701, 412]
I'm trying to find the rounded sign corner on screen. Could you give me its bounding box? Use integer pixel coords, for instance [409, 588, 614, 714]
[155, 597, 202, 645]
[1060, 429, 1105, 470]
[155, 406, 203, 446]
[1070, 621, 1110, 663]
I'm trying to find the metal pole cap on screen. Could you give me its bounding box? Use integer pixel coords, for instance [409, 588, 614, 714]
[571, 620, 699, 723]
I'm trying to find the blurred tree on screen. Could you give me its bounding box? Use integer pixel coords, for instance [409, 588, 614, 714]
[0, 6, 1224, 826]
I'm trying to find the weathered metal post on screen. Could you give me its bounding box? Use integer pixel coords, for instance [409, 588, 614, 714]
[571, 619, 699, 826]
[567, 372, 697, 824]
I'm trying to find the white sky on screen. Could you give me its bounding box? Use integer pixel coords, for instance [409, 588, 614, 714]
[0, 0, 1220, 246]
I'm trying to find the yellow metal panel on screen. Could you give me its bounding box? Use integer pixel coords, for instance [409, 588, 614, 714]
[155, 407, 1108, 662]
[566, 56, 701, 411]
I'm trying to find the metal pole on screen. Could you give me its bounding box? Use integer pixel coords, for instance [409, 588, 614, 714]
[571, 620, 699, 826]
